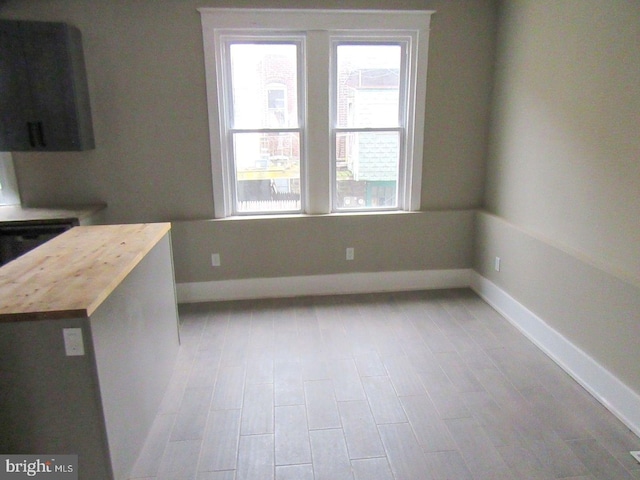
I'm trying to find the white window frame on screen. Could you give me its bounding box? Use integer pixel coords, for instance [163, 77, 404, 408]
[199, 8, 433, 218]
[331, 38, 410, 212]
[218, 35, 305, 215]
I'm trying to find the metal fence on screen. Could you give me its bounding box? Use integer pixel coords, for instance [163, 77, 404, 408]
[237, 199, 301, 213]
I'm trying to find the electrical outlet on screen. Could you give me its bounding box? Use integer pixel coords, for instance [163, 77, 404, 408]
[63, 328, 85, 356]
[494, 256, 501, 272]
[346, 247, 354, 261]
[211, 253, 221, 267]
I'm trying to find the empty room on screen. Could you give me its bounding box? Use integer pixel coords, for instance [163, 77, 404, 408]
[0, 1, 638, 479]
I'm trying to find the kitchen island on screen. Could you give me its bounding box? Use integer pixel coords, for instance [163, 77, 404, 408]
[0, 223, 180, 480]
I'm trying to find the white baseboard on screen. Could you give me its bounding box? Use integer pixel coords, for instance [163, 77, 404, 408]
[176, 268, 472, 303]
[470, 271, 640, 438]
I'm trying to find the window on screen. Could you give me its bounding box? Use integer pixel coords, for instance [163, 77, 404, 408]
[200, 8, 433, 217]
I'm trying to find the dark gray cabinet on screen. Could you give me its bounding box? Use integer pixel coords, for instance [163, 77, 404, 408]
[0, 20, 94, 151]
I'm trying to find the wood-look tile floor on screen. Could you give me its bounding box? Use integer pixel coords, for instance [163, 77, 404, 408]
[128, 289, 640, 480]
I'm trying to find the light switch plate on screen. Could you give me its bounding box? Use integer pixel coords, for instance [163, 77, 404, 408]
[63, 328, 85, 356]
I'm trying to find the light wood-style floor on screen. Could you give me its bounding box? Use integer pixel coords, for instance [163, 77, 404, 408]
[129, 289, 640, 480]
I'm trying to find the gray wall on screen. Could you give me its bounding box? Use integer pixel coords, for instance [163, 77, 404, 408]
[0, 0, 497, 282]
[477, 1, 640, 395]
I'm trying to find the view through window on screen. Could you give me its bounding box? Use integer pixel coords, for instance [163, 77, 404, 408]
[228, 43, 301, 213]
[334, 44, 403, 210]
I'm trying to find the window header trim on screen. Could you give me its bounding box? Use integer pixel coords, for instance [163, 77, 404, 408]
[198, 8, 434, 32]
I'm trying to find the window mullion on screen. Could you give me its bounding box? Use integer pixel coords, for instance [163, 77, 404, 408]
[304, 30, 331, 215]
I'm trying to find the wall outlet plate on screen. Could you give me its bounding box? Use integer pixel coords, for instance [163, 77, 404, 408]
[346, 247, 354, 261]
[631, 451, 640, 463]
[63, 328, 85, 356]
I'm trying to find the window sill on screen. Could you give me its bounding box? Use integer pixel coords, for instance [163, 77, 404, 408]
[211, 210, 430, 222]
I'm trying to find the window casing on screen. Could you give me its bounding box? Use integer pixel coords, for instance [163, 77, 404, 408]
[199, 8, 433, 217]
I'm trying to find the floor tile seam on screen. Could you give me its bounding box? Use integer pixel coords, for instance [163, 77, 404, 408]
[336, 395, 386, 457]
[307, 425, 345, 432]
[274, 459, 315, 468]
[578, 413, 640, 448]
[468, 364, 524, 399]
[442, 421, 514, 480]
[348, 454, 388, 461]
[205, 356, 237, 412]
[302, 374, 341, 422]
[236, 431, 275, 437]
[357, 373, 391, 378]
[181, 317, 227, 396]
[129, 413, 179, 479]
[565, 437, 637, 473]
[513, 384, 604, 446]
[373, 419, 414, 428]
[239, 381, 276, 437]
[195, 468, 236, 474]
[376, 421, 433, 478]
[396, 393, 461, 454]
[274, 400, 314, 470]
[408, 304, 458, 342]
[413, 360, 464, 406]
[168, 381, 216, 445]
[192, 402, 221, 474]
[444, 301, 498, 347]
[195, 357, 245, 472]
[504, 426, 593, 478]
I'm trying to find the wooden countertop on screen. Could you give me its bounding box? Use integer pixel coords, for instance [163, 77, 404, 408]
[0, 223, 171, 322]
[0, 205, 105, 225]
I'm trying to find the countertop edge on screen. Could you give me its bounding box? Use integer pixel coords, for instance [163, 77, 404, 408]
[0, 222, 172, 322]
[84, 223, 171, 317]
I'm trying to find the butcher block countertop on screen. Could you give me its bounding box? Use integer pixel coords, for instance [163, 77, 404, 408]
[0, 204, 106, 225]
[0, 223, 171, 322]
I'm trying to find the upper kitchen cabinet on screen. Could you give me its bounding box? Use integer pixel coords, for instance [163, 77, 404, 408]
[0, 20, 94, 151]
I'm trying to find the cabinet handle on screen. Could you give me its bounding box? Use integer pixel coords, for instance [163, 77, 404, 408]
[26, 122, 47, 147]
[36, 122, 46, 147]
[27, 122, 37, 147]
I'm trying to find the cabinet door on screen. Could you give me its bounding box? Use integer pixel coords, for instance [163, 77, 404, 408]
[21, 22, 80, 150]
[0, 20, 94, 152]
[0, 22, 33, 150]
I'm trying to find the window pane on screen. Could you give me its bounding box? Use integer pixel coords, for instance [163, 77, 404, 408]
[230, 43, 298, 129]
[233, 132, 301, 213]
[336, 44, 401, 128]
[335, 131, 399, 209]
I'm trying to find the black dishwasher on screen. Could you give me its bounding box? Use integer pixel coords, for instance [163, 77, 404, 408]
[0, 221, 77, 266]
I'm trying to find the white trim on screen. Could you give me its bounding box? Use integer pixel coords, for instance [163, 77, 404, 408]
[177, 268, 471, 303]
[470, 271, 640, 438]
[198, 8, 435, 31]
[199, 8, 433, 217]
